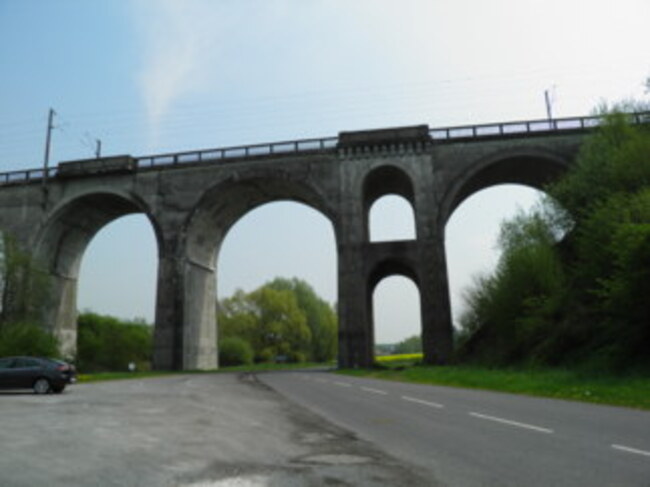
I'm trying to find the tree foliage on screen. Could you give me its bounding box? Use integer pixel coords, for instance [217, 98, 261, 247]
[266, 277, 338, 362]
[76, 312, 152, 372]
[458, 108, 650, 371]
[0, 322, 59, 358]
[218, 278, 337, 364]
[0, 234, 51, 326]
[218, 336, 254, 366]
[394, 335, 422, 354]
[0, 233, 57, 357]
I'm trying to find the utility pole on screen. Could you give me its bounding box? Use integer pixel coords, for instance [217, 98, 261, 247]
[42, 108, 56, 207]
[544, 89, 554, 125]
[95, 139, 102, 159]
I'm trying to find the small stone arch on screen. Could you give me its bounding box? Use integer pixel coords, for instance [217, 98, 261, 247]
[440, 148, 570, 226]
[367, 256, 421, 357]
[369, 256, 419, 292]
[362, 165, 417, 241]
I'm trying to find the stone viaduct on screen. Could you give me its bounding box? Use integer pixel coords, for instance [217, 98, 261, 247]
[0, 114, 624, 370]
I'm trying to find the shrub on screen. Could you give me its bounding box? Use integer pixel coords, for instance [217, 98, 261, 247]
[218, 336, 254, 366]
[0, 322, 59, 358]
[289, 351, 307, 363]
[77, 312, 152, 372]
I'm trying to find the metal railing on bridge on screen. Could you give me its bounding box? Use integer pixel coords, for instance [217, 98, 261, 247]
[136, 136, 339, 168]
[1, 111, 648, 186]
[428, 111, 650, 140]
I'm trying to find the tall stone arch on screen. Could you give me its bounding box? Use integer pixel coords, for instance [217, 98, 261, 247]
[161, 168, 337, 370]
[35, 190, 161, 358]
[436, 148, 571, 360]
[440, 148, 570, 226]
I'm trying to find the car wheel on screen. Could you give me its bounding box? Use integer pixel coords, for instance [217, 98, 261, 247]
[33, 378, 51, 394]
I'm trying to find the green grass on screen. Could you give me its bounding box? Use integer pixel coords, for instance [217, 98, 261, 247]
[78, 361, 331, 383]
[340, 364, 650, 410]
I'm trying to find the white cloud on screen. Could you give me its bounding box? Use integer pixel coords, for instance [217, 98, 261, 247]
[132, 0, 224, 149]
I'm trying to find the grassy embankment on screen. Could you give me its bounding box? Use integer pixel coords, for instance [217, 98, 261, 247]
[341, 354, 650, 411]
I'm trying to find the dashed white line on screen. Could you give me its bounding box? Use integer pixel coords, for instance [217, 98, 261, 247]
[469, 412, 553, 434]
[401, 395, 444, 409]
[361, 387, 388, 395]
[612, 444, 650, 458]
[333, 381, 352, 388]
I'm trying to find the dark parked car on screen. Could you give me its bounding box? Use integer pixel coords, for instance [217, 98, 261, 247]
[0, 356, 76, 394]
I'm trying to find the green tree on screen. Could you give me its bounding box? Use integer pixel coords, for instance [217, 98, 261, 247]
[458, 207, 567, 365]
[219, 336, 254, 366]
[0, 233, 51, 325]
[0, 233, 57, 357]
[217, 277, 337, 363]
[249, 286, 311, 362]
[0, 322, 59, 358]
[458, 106, 650, 370]
[266, 277, 338, 361]
[77, 312, 152, 372]
[394, 335, 422, 354]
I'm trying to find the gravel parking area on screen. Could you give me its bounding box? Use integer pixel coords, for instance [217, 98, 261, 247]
[0, 372, 430, 486]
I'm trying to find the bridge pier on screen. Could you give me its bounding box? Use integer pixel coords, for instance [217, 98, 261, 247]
[181, 259, 218, 370]
[337, 243, 374, 368]
[419, 236, 454, 365]
[152, 246, 183, 370]
[46, 272, 79, 360]
[153, 239, 218, 371]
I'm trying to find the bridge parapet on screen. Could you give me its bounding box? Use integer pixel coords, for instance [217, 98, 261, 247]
[429, 111, 649, 141]
[1, 111, 647, 187]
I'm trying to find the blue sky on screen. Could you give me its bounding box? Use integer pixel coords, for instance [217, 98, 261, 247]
[1, 0, 648, 343]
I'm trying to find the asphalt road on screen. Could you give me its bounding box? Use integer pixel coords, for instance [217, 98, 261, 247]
[0, 373, 432, 487]
[260, 370, 650, 487]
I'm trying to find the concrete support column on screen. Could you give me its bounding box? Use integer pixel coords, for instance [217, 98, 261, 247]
[45, 273, 78, 360]
[182, 260, 218, 370]
[152, 242, 183, 370]
[337, 243, 374, 368]
[418, 233, 454, 365]
[153, 241, 218, 371]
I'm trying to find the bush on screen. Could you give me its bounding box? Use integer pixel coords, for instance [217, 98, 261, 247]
[218, 337, 254, 366]
[458, 109, 650, 371]
[288, 351, 307, 363]
[77, 312, 152, 372]
[0, 322, 59, 358]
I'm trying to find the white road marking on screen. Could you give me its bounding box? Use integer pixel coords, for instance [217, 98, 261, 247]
[469, 412, 553, 434]
[401, 395, 444, 409]
[334, 381, 352, 388]
[361, 387, 388, 395]
[612, 444, 650, 457]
